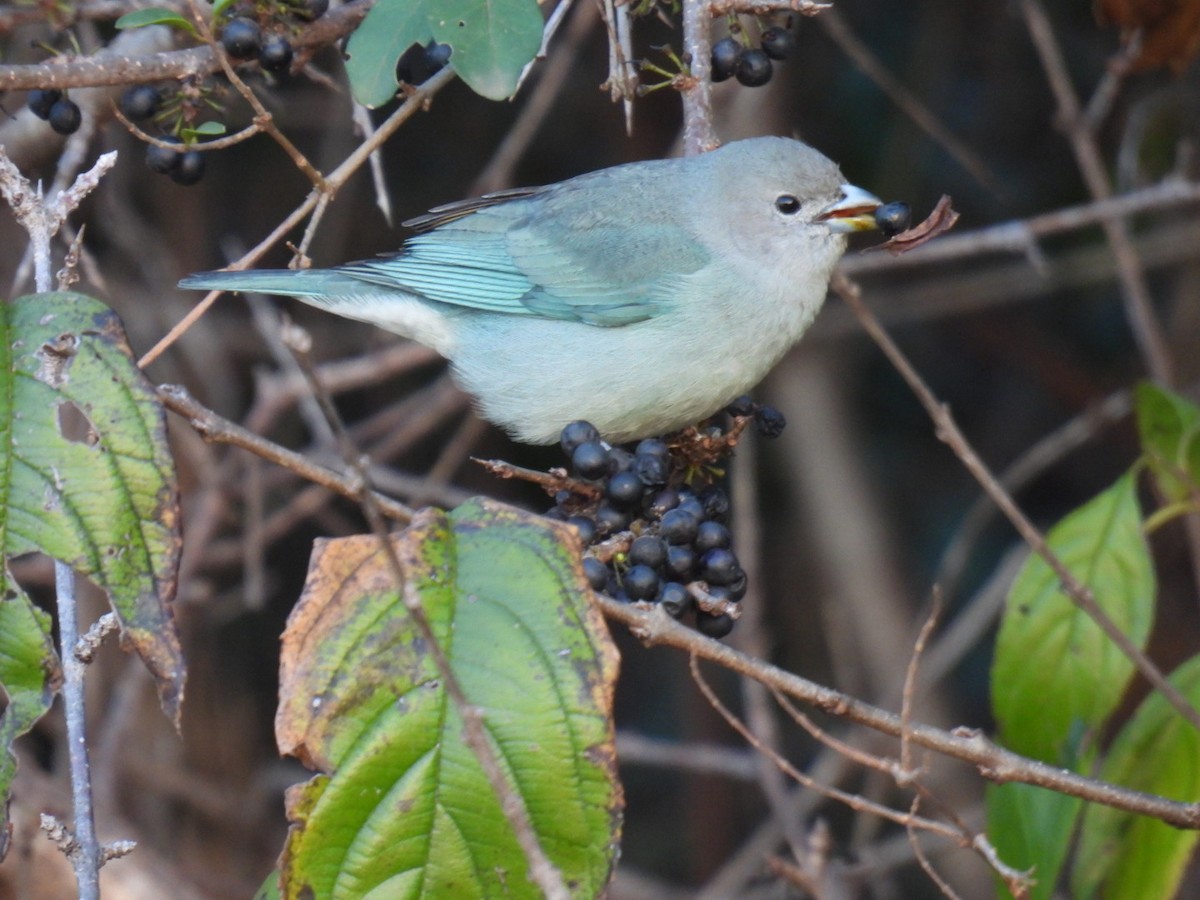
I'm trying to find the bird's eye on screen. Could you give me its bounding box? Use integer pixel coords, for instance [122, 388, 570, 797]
[775, 194, 801, 215]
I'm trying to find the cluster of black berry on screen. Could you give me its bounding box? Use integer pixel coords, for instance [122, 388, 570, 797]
[27, 89, 81, 136]
[711, 24, 796, 88]
[545, 398, 785, 639]
[396, 41, 453, 87]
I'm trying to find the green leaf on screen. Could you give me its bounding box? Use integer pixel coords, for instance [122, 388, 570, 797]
[0, 583, 59, 854]
[0, 293, 184, 725]
[114, 7, 197, 37]
[1071, 653, 1200, 899]
[430, 0, 544, 100]
[211, 0, 238, 21]
[1135, 381, 1200, 506]
[986, 782, 1082, 900]
[345, 0, 436, 108]
[991, 472, 1154, 765]
[275, 498, 621, 899]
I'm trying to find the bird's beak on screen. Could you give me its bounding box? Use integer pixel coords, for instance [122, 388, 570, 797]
[815, 184, 884, 232]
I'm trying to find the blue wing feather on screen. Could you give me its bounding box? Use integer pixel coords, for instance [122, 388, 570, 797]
[337, 177, 709, 327]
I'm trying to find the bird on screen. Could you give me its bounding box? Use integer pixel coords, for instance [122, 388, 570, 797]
[179, 136, 881, 444]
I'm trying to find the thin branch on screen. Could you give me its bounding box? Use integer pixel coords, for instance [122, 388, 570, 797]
[832, 271, 1200, 735]
[155, 383, 415, 522]
[842, 177, 1200, 275]
[1018, 0, 1174, 385]
[596, 598, 1200, 828]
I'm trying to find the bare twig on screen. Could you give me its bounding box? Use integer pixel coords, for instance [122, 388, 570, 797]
[1019, 0, 1174, 385]
[597, 598, 1200, 827]
[155, 384, 415, 522]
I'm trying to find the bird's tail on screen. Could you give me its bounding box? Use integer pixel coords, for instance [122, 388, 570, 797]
[178, 269, 371, 299]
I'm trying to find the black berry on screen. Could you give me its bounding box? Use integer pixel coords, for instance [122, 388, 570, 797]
[295, 0, 328, 20]
[725, 395, 756, 417]
[660, 508, 700, 545]
[594, 503, 631, 537]
[659, 582, 692, 618]
[259, 34, 294, 73]
[628, 535, 667, 571]
[700, 486, 731, 523]
[648, 488, 681, 518]
[875, 201, 912, 238]
[700, 548, 739, 585]
[606, 471, 645, 509]
[119, 85, 160, 121]
[635, 438, 669, 460]
[583, 557, 608, 591]
[607, 447, 635, 474]
[665, 545, 696, 581]
[633, 452, 669, 488]
[571, 440, 610, 480]
[145, 138, 182, 174]
[425, 41, 452, 73]
[170, 149, 206, 185]
[27, 88, 61, 120]
[560, 420, 600, 457]
[624, 565, 661, 601]
[694, 521, 731, 553]
[755, 405, 787, 438]
[696, 612, 735, 639]
[222, 17, 262, 60]
[727, 568, 748, 601]
[47, 98, 81, 135]
[736, 49, 773, 87]
[711, 37, 741, 82]
[566, 516, 597, 547]
[760, 26, 796, 60]
[676, 495, 705, 522]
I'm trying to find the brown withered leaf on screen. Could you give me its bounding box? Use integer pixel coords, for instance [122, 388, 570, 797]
[1096, 0, 1200, 74]
[869, 195, 960, 255]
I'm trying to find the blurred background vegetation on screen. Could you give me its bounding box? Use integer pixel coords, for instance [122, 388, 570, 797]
[2, 0, 1200, 896]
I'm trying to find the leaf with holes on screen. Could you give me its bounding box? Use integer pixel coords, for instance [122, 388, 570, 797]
[345, 0, 543, 105]
[274, 498, 621, 899]
[0, 293, 183, 724]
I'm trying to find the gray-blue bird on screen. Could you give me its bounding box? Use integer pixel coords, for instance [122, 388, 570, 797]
[180, 137, 881, 444]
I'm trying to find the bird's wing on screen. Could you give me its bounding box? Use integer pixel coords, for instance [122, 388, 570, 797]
[339, 183, 710, 327]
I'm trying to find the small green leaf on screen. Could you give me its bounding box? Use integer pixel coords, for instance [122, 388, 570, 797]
[430, 0, 544, 100]
[275, 499, 621, 899]
[0, 582, 59, 851]
[181, 121, 226, 144]
[986, 782, 1082, 900]
[115, 7, 197, 37]
[0, 293, 184, 725]
[211, 0, 238, 21]
[992, 472, 1154, 764]
[345, 0, 434, 108]
[1135, 381, 1200, 506]
[1071, 653, 1200, 899]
